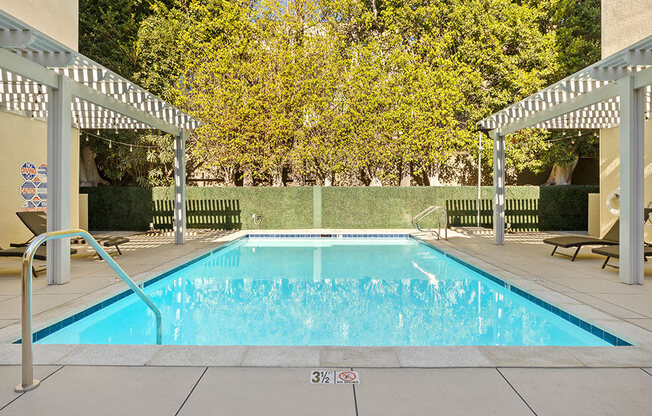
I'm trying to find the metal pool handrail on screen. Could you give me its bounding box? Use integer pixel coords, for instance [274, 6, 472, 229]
[15, 229, 162, 393]
[411, 206, 448, 240]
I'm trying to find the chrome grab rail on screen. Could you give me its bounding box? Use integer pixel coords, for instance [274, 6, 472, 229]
[16, 229, 162, 393]
[411, 206, 448, 240]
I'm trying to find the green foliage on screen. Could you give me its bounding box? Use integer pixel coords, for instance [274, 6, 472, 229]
[507, 0, 601, 173]
[83, 185, 597, 231]
[79, 0, 602, 185]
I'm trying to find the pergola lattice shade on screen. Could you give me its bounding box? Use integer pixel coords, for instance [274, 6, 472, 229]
[478, 36, 652, 132]
[0, 11, 198, 131]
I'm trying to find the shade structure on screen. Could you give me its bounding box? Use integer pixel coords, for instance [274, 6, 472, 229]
[0, 11, 198, 133]
[479, 34, 652, 286]
[0, 9, 196, 284]
[478, 35, 652, 133]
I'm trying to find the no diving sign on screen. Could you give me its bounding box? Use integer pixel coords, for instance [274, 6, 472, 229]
[310, 370, 359, 385]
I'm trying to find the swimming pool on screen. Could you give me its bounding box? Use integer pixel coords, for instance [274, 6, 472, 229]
[35, 235, 624, 346]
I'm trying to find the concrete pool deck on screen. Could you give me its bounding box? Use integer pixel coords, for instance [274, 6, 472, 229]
[1, 365, 652, 415]
[1, 228, 652, 414]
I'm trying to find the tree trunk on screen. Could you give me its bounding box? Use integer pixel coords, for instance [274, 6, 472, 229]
[399, 163, 411, 186]
[79, 145, 108, 187]
[243, 168, 254, 186]
[543, 157, 579, 186]
[427, 163, 441, 186]
[224, 167, 237, 186]
[271, 168, 284, 187]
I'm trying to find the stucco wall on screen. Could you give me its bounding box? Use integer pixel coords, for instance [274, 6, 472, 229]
[0, 111, 80, 248]
[0, 0, 78, 50]
[600, 120, 652, 239]
[601, 0, 652, 57]
[598, 1, 652, 238]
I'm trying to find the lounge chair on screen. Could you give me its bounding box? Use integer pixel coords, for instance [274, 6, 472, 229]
[12, 211, 130, 255]
[591, 245, 652, 269]
[543, 219, 620, 261]
[0, 244, 77, 277]
[10, 211, 47, 247]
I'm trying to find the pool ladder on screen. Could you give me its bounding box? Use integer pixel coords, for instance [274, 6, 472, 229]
[15, 229, 162, 393]
[412, 206, 448, 240]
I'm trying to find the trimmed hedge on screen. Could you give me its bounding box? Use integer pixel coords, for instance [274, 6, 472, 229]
[82, 185, 598, 231]
[82, 186, 313, 231]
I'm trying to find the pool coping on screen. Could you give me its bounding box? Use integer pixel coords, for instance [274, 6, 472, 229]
[2, 228, 652, 368]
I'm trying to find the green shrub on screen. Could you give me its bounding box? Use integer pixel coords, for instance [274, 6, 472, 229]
[81, 185, 598, 231]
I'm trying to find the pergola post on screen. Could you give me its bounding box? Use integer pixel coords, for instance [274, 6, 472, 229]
[493, 132, 506, 245]
[46, 75, 72, 284]
[173, 129, 187, 245]
[618, 76, 645, 284]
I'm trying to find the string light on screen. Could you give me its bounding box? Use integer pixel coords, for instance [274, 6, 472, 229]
[82, 129, 160, 151]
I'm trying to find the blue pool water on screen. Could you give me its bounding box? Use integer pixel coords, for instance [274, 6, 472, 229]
[38, 236, 611, 346]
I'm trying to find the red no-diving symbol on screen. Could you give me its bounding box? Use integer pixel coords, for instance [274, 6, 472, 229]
[338, 371, 357, 382]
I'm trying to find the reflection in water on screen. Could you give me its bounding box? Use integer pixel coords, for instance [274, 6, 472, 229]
[40, 238, 607, 346]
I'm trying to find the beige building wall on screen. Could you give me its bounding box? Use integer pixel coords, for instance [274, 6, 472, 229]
[600, 121, 652, 238]
[0, 111, 80, 248]
[0, 0, 78, 50]
[601, 0, 652, 57]
[598, 0, 652, 238]
[0, 1, 80, 248]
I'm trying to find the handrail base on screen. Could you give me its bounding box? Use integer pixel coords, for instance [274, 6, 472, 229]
[15, 379, 40, 393]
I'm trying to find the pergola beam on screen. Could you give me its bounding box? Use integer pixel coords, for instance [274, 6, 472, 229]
[18, 51, 75, 67]
[589, 67, 637, 81]
[67, 80, 181, 136]
[496, 81, 620, 136]
[0, 29, 34, 48]
[0, 48, 57, 88]
[626, 49, 652, 66]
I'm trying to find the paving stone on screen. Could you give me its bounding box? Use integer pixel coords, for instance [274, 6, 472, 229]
[148, 345, 248, 366]
[397, 346, 493, 367]
[177, 367, 355, 415]
[242, 346, 321, 367]
[500, 367, 652, 416]
[0, 365, 203, 416]
[56, 344, 163, 366]
[0, 365, 60, 410]
[320, 347, 399, 367]
[355, 368, 532, 416]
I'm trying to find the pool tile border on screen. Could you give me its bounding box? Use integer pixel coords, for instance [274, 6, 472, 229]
[23, 232, 629, 346]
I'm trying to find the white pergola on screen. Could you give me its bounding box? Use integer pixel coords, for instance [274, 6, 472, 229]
[479, 35, 652, 285]
[0, 10, 198, 284]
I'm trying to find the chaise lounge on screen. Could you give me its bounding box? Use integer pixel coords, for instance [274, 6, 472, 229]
[591, 245, 652, 269]
[12, 211, 130, 255]
[543, 219, 619, 261]
[0, 244, 77, 277]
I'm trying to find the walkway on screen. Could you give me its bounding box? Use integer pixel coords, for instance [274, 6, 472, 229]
[1, 365, 652, 415]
